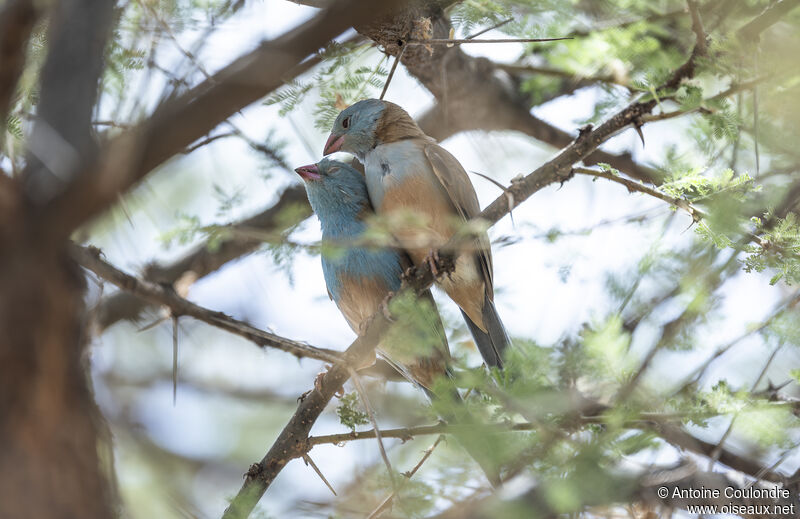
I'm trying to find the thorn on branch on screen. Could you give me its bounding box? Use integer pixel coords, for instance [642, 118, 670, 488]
[302, 454, 337, 496]
[561, 168, 577, 189]
[633, 118, 646, 148]
[470, 171, 515, 226]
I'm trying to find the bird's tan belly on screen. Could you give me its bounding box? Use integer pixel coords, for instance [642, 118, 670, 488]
[382, 178, 487, 330]
[336, 274, 389, 369]
[337, 273, 450, 384]
[336, 273, 387, 335]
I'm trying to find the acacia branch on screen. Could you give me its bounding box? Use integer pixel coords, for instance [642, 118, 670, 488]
[308, 422, 537, 447]
[572, 167, 705, 221]
[181, 131, 237, 154]
[405, 36, 572, 45]
[71, 244, 341, 364]
[687, 0, 708, 55]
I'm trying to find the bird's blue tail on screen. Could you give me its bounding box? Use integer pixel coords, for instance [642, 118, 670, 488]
[461, 295, 510, 369]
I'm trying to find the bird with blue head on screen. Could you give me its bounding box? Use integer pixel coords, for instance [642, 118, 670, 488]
[323, 99, 511, 370]
[294, 158, 451, 391]
[295, 158, 504, 486]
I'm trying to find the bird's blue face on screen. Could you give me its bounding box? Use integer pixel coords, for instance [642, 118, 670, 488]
[323, 99, 385, 160]
[294, 158, 368, 215]
[294, 158, 357, 185]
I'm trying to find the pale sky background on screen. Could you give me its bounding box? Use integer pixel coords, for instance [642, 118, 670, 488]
[85, 2, 799, 517]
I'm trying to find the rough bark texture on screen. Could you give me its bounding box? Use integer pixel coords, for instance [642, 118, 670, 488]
[0, 183, 113, 519]
[0, 0, 116, 515]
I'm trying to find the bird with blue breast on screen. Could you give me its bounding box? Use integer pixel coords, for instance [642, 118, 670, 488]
[294, 158, 452, 393]
[295, 158, 504, 486]
[322, 99, 511, 370]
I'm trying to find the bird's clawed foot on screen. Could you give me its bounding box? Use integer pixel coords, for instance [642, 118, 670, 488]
[425, 249, 441, 277]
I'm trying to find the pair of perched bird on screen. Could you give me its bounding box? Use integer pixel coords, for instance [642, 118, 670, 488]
[295, 99, 510, 483]
[296, 98, 509, 386]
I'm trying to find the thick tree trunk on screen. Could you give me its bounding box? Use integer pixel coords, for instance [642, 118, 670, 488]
[0, 180, 112, 519]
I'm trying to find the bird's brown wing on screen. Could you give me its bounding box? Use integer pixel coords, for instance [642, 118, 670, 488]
[423, 142, 494, 296]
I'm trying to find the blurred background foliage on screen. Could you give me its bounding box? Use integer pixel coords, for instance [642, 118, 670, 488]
[5, 0, 800, 517]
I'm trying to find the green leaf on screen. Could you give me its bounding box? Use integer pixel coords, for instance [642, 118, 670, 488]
[336, 392, 369, 431]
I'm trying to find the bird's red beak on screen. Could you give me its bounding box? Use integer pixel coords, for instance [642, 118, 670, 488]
[294, 163, 321, 181]
[323, 133, 344, 155]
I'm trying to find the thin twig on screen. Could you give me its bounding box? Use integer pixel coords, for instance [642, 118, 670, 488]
[309, 422, 533, 446]
[172, 316, 179, 406]
[639, 74, 774, 124]
[672, 289, 800, 396]
[307, 411, 711, 447]
[182, 132, 237, 154]
[746, 440, 800, 489]
[572, 167, 705, 221]
[405, 37, 572, 46]
[348, 367, 396, 489]
[465, 18, 513, 39]
[753, 46, 760, 177]
[72, 244, 342, 364]
[708, 344, 784, 469]
[365, 435, 445, 519]
[380, 44, 405, 100]
[92, 120, 132, 129]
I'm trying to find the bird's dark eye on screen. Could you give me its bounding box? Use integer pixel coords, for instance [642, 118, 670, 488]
[342, 116, 351, 129]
